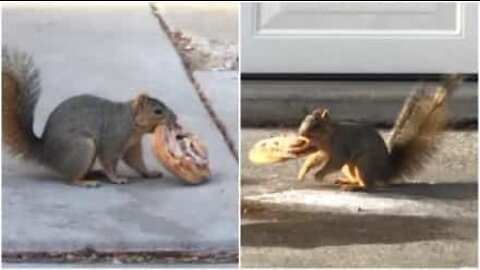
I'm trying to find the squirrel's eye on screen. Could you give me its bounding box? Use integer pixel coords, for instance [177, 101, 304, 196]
[154, 109, 163, 115]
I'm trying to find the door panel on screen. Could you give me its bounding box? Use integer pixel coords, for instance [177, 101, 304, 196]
[241, 2, 477, 73]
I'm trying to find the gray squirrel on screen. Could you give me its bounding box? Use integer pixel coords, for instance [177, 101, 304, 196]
[2, 47, 177, 187]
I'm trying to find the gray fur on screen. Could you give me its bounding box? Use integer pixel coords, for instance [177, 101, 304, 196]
[40, 95, 136, 176]
[3, 48, 176, 186]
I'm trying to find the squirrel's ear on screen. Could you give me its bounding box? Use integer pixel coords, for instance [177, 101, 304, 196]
[132, 92, 149, 112]
[312, 108, 329, 120]
[320, 109, 330, 120]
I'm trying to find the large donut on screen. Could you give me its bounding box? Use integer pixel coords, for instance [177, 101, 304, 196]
[152, 123, 210, 184]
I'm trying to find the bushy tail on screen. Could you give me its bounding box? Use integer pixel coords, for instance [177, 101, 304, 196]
[2, 46, 42, 161]
[387, 74, 463, 181]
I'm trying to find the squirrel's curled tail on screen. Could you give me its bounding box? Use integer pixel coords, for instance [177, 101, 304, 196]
[387, 74, 463, 181]
[2, 47, 43, 161]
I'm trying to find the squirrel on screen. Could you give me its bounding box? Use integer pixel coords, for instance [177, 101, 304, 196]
[293, 74, 463, 191]
[2, 47, 177, 187]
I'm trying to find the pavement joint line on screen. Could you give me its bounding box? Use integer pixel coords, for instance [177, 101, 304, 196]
[3, 249, 238, 264]
[149, 3, 238, 161]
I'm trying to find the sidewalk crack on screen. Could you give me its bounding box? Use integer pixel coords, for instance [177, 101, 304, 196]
[149, 3, 238, 161]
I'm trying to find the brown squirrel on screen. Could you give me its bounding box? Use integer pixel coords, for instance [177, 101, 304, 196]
[293, 75, 462, 191]
[2, 47, 177, 187]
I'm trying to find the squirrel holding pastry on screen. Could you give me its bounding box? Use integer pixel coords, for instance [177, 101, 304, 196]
[292, 74, 463, 191]
[2, 47, 177, 187]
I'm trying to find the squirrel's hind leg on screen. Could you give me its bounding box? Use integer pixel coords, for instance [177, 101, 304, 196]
[54, 138, 100, 188]
[338, 164, 372, 192]
[335, 163, 358, 185]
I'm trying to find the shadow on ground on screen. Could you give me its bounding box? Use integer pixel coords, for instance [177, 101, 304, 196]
[381, 182, 477, 200]
[242, 206, 476, 249]
[242, 176, 477, 201]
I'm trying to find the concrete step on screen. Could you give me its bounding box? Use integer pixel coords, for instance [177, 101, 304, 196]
[242, 80, 477, 126]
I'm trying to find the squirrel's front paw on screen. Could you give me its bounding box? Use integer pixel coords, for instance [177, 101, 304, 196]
[142, 171, 163, 179]
[109, 177, 129, 185]
[296, 171, 307, 182]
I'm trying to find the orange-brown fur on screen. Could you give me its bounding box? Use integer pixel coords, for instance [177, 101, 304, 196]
[2, 72, 27, 155]
[297, 75, 462, 191]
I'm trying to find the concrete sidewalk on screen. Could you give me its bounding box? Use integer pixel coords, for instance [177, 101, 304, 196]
[152, 3, 239, 154]
[241, 128, 477, 268]
[2, 3, 238, 263]
[152, 2, 238, 71]
[194, 71, 239, 151]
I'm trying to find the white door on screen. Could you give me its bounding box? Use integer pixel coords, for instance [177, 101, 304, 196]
[241, 2, 477, 74]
